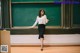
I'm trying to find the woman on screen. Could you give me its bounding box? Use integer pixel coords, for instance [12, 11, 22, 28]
[31, 9, 49, 51]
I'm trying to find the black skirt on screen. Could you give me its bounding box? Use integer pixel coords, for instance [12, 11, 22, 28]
[38, 24, 45, 39]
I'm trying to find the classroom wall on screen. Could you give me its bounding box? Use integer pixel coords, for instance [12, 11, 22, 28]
[1, 0, 80, 34]
[10, 34, 80, 45]
[0, 1, 1, 28]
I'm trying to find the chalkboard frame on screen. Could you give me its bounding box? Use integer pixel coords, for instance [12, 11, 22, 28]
[72, 3, 80, 28]
[0, 1, 2, 28]
[9, 0, 64, 29]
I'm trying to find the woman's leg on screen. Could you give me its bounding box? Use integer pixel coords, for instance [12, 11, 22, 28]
[40, 38, 44, 51]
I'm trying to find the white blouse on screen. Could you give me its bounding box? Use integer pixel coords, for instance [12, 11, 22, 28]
[32, 15, 49, 27]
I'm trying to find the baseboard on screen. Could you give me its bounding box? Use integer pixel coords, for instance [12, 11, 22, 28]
[11, 43, 80, 47]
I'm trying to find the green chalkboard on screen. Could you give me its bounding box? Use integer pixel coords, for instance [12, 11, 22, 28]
[12, 3, 61, 27]
[12, 0, 61, 2]
[73, 4, 80, 25]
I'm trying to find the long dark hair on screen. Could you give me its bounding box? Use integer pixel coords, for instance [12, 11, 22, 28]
[39, 9, 45, 17]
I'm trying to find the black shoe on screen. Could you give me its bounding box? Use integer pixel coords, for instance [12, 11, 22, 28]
[41, 49, 43, 51]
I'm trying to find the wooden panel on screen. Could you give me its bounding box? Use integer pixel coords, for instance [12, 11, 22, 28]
[0, 30, 11, 53]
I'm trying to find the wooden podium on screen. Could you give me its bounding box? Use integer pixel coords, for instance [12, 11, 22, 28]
[0, 30, 11, 53]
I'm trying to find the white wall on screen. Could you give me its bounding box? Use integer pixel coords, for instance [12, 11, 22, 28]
[10, 34, 80, 45]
